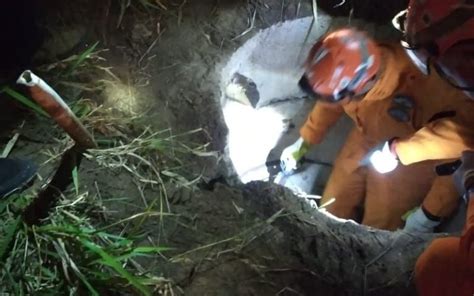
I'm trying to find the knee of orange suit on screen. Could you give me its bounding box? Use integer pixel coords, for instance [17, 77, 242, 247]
[324, 203, 364, 223]
[321, 156, 368, 220]
[361, 215, 403, 231]
[362, 161, 437, 231]
[415, 239, 455, 296]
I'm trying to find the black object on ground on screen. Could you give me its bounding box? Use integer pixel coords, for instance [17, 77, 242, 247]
[22, 146, 82, 225]
[0, 158, 37, 198]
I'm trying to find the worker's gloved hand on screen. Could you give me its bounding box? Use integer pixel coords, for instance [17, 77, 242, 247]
[453, 151, 474, 198]
[404, 207, 441, 233]
[369, 141, 399, 174]
[280, 137, 311, 173]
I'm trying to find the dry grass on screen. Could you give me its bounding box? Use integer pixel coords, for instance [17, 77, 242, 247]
[0, 26, 217, 294]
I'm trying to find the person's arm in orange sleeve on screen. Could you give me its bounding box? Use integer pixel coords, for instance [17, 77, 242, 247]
[394, 119, 474, 165]
[415, 152, 474, 233]
[404, 174, 459, 233]
[421, 174, 459, 220]
[299, 101, 345, 145]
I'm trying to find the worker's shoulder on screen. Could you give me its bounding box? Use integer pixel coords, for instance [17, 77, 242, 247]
[375, 40, 406, 57]
[363, 41, 414, 100]
[375, 40, 415, 74]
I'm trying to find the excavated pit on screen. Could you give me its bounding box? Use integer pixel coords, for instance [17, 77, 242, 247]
[218, 15, 466, 232]
[219, 15, 353, 194]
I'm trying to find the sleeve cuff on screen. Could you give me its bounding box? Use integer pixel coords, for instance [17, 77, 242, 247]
[421, 205, 442, 222]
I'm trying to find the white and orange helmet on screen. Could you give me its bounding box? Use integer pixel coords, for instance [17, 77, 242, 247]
[394, 0, 474, 97]
[299, 28, 381, 102]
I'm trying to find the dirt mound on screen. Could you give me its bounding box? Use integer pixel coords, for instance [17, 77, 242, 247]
[153, 180, 428, 295]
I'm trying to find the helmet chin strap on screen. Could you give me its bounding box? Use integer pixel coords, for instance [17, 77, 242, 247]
[404, 48, 430, 75]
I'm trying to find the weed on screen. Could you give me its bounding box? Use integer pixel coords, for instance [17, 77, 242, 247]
[72, 166, 80, 195]
[0, 189, 172, 295]
[0, 110, 215, 294]
[65, 42, 100, 77]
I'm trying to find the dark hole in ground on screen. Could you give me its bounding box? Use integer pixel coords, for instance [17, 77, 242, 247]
[0, 1, 42, 136]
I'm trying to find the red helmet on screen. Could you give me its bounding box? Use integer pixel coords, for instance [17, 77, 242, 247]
[395, 0, 474, 97]
[299, 28, 381, 103]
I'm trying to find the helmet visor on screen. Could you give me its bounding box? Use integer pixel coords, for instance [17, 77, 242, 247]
[298, 75, 372, 103]
[298, 75, 338, 103]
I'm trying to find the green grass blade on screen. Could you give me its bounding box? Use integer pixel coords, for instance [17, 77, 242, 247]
[1, 86, 49, 117]
[70, 265, 99, 296]
[72, 167, 79, 196]
[53, 239, 99, 296]
[98, 246, 172, 263]
[95, 231, 131, 241]
[87, 270, 114, 281]
[40, 266, 57, 278]
[0, 216, 20, 259]
[138, 0, 160, 10]
[66, 42, 99, 76]
[0, 194, 17, 214]
[130, 246, 171, 253]
[80, 238, 151, 296]
[71, 100, 92, 118]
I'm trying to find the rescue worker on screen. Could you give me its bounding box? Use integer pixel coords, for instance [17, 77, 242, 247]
[393, 0, 474, 100]
[393, 0, 474, 294]
[415, 151, 474, 296]
[280, 27, 474, 231]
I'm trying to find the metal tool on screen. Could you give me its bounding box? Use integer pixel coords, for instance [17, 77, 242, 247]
[266, 157, 332, 178]
[273, 157, 329, 193]
[17, 70, 97, 150]
[16, 70, 97, 225]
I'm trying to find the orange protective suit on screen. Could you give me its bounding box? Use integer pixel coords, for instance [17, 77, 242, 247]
[301, 42, 474, 230]
[415, 197, 474, 296]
